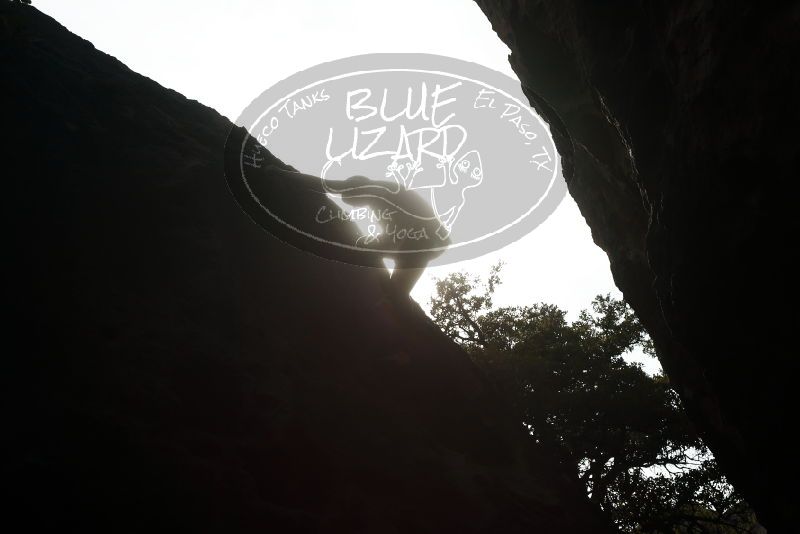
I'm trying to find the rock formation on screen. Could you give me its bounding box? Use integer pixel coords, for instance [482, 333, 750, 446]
[475, 1, 798, 530]
[1, 4, 611, 532]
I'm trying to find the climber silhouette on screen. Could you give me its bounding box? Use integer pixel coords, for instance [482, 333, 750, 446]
[337, 175, 450, 296]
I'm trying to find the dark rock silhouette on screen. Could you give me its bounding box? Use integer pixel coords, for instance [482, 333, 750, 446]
[475, 1, 799, 530]
[1, 4, 611, 532]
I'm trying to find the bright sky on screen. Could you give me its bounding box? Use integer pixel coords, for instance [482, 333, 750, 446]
[35, 0, 657, 371]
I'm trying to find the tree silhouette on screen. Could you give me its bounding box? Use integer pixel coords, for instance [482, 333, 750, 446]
[430, 265, 759, 533]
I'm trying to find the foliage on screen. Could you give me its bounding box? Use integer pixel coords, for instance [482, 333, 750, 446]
[429, 264, 758, 533]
